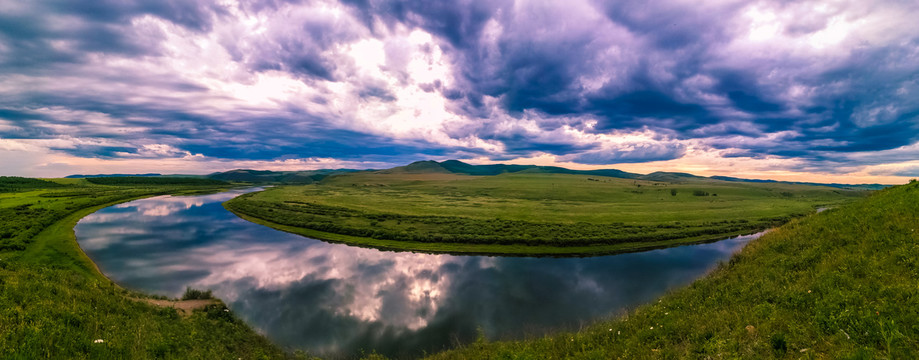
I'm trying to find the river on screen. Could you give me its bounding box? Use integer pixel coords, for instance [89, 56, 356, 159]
[75, 188, 760, 359]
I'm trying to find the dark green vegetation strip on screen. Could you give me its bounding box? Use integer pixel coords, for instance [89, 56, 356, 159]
[228, 208, 761, 257]
[226, 173, 865, 255]
[85, 176, 230, 186]
[228, 197, 774, 246]
[0, 180, 303, 359]
[426, 181, 919, 359]
[0, 176, 65, 193]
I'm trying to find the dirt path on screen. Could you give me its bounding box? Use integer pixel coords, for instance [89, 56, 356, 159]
[132, 298, 220, 317]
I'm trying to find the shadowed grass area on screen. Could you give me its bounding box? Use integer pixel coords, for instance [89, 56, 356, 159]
[0, 181, 305, 359]
[226, 172, 865, 255]
[423, 180, 919, 359]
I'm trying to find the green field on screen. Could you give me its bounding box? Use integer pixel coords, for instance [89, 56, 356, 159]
[426, 179, 919, 359]
[225, 172, 866, 255]
[2, 173, 914, 359]
[0, 177, 300, 359]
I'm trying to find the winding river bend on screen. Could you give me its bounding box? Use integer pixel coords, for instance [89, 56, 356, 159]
[75, 189, 761, 359]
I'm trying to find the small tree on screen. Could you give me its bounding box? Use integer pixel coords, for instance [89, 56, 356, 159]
[670, 189, 677, 196]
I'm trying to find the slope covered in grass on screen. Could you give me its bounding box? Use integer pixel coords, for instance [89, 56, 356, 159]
[0, 181, 298, 359]
[426, 180, 919, 359]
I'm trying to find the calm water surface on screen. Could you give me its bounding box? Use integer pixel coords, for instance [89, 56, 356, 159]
[75, 189, 760, 359]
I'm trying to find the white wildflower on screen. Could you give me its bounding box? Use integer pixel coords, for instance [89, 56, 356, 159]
[93, 339, 104, 344]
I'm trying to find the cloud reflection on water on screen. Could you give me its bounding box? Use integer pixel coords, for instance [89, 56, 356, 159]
[75, 190, 757, 358]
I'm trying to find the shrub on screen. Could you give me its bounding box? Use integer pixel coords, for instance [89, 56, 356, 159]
[181, 287, 213, 300]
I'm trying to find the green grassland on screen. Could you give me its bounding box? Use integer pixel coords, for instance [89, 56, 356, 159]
[425, 179, 919, 359]
[1, 173, 912, 359]
[0, 177, 299, 359]
[225, 172, 866, 255]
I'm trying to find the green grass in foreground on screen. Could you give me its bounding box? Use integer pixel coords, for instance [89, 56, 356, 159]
[226, 172, 865, 255]
[0, 180, 301, 359]
[424, 180, 919, 359]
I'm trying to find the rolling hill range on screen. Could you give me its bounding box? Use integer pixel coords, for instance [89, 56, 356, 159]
[205, 169, 359, 184]
[362, 160, 887, 190]
[64, 160, 889, 190]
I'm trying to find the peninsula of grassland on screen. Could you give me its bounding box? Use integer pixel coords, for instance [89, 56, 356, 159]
[224, 160, 869, 255]
[0, 177, 299, 359]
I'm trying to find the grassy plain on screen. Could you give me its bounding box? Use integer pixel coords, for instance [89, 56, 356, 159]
[0, 178, 298, 359]
[1, 173, 911, 359]
[425, 180, 919, 359]
[226, 172, 865, 255]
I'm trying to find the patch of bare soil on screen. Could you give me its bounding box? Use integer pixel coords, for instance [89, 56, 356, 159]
[132, 298, 219, 317]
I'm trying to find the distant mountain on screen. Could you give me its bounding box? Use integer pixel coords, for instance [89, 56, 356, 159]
[382, 160, 713, 182]
[74, 161, 889, 189]
[207, 169, 360, 183]
[66, 173, 164, 178]
[637, 171, 705, 182]
[375, 160, 889, 189]
[85, 177, 229, 186]
[710, 175, 889, 190]
[377, 160, 451, 174]
[437, 160, 644, 179]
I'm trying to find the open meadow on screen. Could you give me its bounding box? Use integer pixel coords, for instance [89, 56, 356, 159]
[226, 171, 866, 255]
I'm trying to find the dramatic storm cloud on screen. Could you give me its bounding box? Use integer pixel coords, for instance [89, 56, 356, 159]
[1, 0, 918, 182]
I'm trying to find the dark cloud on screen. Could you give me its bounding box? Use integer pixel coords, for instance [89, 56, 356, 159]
[888, 167, 919, 177]
[46, 0, 222, 31]
[345, 0, 504, 49]
[372, 0, 919, 164]
[567, 143, 687, 165]
[0, 1, 226, 73]
[2, 0, 918, 173]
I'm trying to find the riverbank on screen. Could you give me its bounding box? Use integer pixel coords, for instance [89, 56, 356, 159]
[424, 180, 919, 358]
[224, 172, 863, 256]
[0, 179, 297, 359]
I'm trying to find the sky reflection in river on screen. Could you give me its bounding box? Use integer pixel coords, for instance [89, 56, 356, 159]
[75, 189, 758, 358]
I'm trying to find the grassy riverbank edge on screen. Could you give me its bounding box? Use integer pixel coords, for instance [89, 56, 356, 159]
[224, 200, 771, 257]
[1, 186, 299, 359]
[15, 193, 172, 278]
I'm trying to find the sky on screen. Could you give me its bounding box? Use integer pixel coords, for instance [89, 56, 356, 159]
[1, 0, 918, 183]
